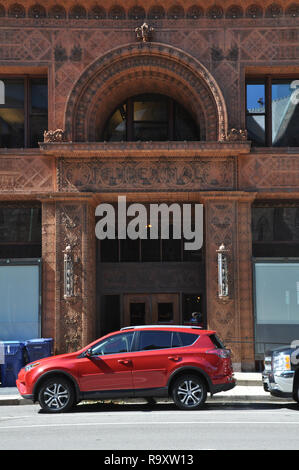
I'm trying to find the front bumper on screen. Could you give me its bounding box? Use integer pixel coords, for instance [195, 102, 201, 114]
[262, 370, 294, 398]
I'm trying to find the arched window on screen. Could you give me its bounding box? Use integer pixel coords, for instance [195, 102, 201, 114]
[101, 94, 200, 142]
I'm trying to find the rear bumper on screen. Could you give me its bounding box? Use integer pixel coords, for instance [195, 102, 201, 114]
[211, 379, 236, 395]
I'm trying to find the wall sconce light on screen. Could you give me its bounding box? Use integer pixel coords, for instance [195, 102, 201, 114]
[217, 243, 229, 300]
[63, 245, 74, 299]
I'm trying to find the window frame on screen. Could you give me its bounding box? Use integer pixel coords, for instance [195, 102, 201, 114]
[0, 74, 48, 148]
[246, 74, 299, 147]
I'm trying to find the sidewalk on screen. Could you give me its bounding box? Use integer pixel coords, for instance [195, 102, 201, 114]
[0, 373, 294, 406]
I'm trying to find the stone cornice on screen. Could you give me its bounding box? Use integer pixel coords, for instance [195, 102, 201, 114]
[39, 141, 251, 158]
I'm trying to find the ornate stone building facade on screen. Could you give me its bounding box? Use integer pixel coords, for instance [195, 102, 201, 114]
[1, 0, 299, 371]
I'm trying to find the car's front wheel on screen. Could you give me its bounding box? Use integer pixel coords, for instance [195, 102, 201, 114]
[38, 376, 75, 413]
[172, 374, 207, 410]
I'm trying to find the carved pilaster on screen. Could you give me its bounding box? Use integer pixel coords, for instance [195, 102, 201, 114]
[55, 200, 96, 353]
[204, 193, 256, 371]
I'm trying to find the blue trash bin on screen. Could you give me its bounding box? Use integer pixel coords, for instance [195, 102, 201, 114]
[24, 338, 54, 364]
[0, 341, 25, 387]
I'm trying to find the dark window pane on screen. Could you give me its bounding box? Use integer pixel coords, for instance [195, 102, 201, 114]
[162, 238, 181, 261]
[133, 97, 168, 122]
[120, 239, 140, 262]
[252, 207, 299, 242]
[0, 79, 24, 107]
[0, 207, 41, 243]
[99, 295, 120, 337]
[174, 103, 200, 140]
[130, 303, 146, 325]
[272, 80, 299, 147]
[100, 239, 119, 262]
[30, 114, 48, 147]
[179, 332, 198, 346]
[133, 122, 168, 141]
[0, 108, 24, 147]
[157, 303, 173, 323]
[30, 79, 48, 113]
[246, 114, 265, 146]
[141, 239, 160, 262]
[138, 331, 172, 350]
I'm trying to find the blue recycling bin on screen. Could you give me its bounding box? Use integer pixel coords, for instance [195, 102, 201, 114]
[0, 341, 25, 387]
[24, 338, 54, 364]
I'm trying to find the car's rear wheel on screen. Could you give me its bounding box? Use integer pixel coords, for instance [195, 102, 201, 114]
[172, 374, 207, 410]
[38, 377, 75, 413]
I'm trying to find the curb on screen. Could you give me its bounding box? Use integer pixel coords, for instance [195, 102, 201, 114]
[0, 395, 293, 406]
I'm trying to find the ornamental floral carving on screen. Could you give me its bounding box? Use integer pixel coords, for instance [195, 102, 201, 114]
[44, 129, 66, 143]
[225, 128, 248, 142]
[135, 22, 154, 42]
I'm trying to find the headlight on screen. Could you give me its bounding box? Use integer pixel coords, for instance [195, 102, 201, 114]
[25, 362, 40, 372]
[273, 353, 291, 371]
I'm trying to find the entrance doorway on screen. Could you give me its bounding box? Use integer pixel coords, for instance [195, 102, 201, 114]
[123, 293, 180, 327]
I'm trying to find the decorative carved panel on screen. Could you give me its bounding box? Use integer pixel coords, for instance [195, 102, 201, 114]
[0, 156, 54, 192]
[58, 157, 236, 192]
[238, 154, 299, 190]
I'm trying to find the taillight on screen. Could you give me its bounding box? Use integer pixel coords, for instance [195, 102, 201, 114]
[206, 348, 231, 358]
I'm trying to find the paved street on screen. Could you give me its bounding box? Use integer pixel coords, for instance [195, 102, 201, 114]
[0, 401, 299, 450]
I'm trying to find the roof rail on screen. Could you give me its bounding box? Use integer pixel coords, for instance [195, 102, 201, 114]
[121, 325, 202, 331]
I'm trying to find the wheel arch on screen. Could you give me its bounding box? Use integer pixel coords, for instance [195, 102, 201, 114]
[167, 366, 213, 395]
[33, 370, 80, 403]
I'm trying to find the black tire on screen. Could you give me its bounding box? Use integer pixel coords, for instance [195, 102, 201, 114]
[294, 384, 299, 403]
[172, 374, 207, 410]
[38, 376, 75, 413]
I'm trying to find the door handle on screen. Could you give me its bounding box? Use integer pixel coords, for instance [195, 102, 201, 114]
[168, 356, 181, 362]
[118, 359, 132, 365]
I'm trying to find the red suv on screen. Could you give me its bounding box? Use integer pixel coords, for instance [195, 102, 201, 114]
[17, 326, 235, 413]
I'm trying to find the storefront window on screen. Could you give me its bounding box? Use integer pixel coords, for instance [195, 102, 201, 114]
[254, 261, 299, 357]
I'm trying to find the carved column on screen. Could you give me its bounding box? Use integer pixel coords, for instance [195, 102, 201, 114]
[203, 193, 256, 371]
[55, 199, 96, 354]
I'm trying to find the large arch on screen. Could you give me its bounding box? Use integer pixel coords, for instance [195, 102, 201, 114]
[64, 42, 228, 142]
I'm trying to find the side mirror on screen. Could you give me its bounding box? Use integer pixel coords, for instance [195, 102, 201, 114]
[85, 348, 93, 358]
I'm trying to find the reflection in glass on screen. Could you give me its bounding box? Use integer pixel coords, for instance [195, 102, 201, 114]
[272, 80, 299, 146]
[246, 83, 266, 146]
[0, 108, 24, 147]
[30, 79, 48, 113]
[246, 114, 265, 146]
[103, 105, 126, 141]
[1, 79, 24, 107]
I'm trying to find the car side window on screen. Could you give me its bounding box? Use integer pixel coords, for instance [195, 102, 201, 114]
[91, 332, 134, 356]
[138, 331, 173, 351]
[178, 332, 199, 346]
